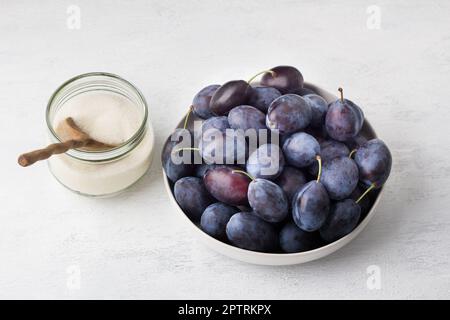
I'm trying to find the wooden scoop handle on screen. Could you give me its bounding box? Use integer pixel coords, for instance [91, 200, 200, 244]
[18, 139, 87, 167]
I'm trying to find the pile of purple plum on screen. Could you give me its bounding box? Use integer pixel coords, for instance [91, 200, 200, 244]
[162, 65, 392, 253]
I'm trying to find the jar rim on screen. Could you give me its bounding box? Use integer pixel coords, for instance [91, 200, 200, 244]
[46, 72, 149, 162]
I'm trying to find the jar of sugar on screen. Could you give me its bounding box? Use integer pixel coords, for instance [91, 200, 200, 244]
[46, 72, 154, 197]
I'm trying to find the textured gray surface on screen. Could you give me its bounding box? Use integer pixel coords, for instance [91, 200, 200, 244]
[1, 0, 449, 299]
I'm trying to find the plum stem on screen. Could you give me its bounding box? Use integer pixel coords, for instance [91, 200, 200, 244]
[247, 70, 277, 84]
[232, 170, 254, 181]
[316, 155, 322, 183]
[183, 105, 193, 129]
[338, 87, 344, 102]
[349, 149, 357, 158]
[172, 147, 199, 154]
[356, 183, 376, 204]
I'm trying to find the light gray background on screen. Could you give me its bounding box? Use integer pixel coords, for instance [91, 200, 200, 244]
[1, 0, 449, 299]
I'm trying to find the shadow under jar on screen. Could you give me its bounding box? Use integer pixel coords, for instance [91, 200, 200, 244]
[46, 72, 154, 197]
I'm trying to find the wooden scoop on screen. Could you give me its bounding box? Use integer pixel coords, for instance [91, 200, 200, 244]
[18, 117, 116, 167]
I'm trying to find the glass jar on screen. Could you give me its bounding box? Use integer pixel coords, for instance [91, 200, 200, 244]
[46, 72, 154, 197]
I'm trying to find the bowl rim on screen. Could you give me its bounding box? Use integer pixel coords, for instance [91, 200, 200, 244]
[162, 82, 385, 263]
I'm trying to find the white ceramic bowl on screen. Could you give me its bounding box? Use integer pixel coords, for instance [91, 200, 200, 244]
[162, 83, 384, 265]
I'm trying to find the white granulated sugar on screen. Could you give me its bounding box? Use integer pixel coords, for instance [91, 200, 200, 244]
[49, 90, 154, 196]
[54, 91, 141, 145]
